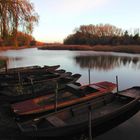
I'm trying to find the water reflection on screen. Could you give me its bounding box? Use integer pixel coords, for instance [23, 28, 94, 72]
[0, 57, 23, 70]
[74, 55, 140, 71]
[0, 49, 140, 139]
[1, 49, 140, 89]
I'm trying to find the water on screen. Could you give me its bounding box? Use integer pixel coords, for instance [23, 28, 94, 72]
[0, 48, 140, 139]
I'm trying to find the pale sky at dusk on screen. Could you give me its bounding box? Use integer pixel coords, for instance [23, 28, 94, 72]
[31, 0, 140, 43]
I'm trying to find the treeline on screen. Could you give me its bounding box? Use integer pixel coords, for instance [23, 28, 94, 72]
[64, 24, 140, 45]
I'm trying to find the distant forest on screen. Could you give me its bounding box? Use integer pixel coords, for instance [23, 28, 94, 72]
[64, 24, 140, 45]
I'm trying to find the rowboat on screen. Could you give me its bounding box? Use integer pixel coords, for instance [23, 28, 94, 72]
[0, 65, 60, 74]
[0, 65, 61, 81]
[57, 73, 81, 86]
[0, 74, 81, 103]
[11, 81, 116, 116]
[0, 71, 74, 96]
[0, 71, 72, 88]
[0, 65, 61, 85]
[17, 88, 140, 138]
[0, 68, 66, 83]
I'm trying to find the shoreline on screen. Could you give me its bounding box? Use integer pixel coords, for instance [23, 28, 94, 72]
[0, 45, 40, 51]
[0, 45, 140, 54]
[38, 45, 140, 54]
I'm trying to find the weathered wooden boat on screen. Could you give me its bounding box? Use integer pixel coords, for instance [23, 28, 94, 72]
[0, 71, 73, 96]
[17, 89, 140, 138]
[0, 74, 81, 103]
[0, 65, 60, 74]
[0, 71, 72, 87]
[0, 65, 62, 86]
[0, 68, 66, 83]
[0, 65, 61, 81]
[11, 81, 116, 116]
[57, 73, 81, 86]
[5, 65, 41, 72]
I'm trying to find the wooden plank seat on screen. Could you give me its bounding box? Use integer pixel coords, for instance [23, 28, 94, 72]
[66, 84, 84, 97]
[46, 116, 66, 127]
[66, 83, 80, 91]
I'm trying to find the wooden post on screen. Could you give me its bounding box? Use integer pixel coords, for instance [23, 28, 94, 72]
[88, 68, 91, 85]
[4, 60, 7, 73]
[55, 82, 58, 112]
[116, 76, 119, 93]
[18, 72, 23, 94]
[18, 72, 21, 84]
[88, 106, 92, 140]
[30, 78, 34, 94]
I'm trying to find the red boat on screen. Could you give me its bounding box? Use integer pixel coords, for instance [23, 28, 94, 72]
[11, 81, 117, 116]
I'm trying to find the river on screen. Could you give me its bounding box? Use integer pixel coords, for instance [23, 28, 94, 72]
[0, 48, 140, 139]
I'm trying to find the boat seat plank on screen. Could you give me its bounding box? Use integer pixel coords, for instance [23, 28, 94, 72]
[66, 83, 80, 90]
[46, 116, 66, 127]
[118, 89, 140, 99]
[66, 83, 84, 97]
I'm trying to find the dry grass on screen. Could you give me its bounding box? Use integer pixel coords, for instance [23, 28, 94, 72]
[0, 45, 40, 51]
[39, 44, 92, 50]
[1, 44, 140, 54]
[39, 44, 140, 54]
[92, 45, 140, 54]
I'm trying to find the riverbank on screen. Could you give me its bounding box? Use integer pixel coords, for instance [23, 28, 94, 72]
[1, 45, 140, 54]
[0, 45, 41, 51]
[38, 45, 140, 54]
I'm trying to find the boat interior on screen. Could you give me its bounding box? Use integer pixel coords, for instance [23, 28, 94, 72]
[36, 84, 100, 106]
[20, 93, 134, 131]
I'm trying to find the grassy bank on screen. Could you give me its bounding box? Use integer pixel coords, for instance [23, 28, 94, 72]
[39, 45, 140, 54]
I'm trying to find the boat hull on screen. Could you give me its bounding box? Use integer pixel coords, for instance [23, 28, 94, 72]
[19, 93, 140, 138]
[12, 81, 117, 116]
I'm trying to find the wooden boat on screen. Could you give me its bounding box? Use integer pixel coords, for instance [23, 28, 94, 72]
[0, 68, 66, 83]
[0, 74, 81, 103]
[17, 89, 140, 138]
[57, 73, 81, 86]
[0, 65, 60, 74]
[0, 71, 73, 96]
[5, 65, 41, 72]
[11, 81, 117, 116]
[0, 65, 62, 86]
[0, 65, 61, 80]
[0, 71, 72, 87]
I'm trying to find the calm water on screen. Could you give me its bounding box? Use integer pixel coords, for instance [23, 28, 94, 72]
[0, 48, 140, 139]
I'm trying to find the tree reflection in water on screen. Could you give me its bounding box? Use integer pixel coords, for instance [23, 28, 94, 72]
[74, 55, 140, 71]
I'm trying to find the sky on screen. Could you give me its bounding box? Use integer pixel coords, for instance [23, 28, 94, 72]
[31, 0, 140, 43]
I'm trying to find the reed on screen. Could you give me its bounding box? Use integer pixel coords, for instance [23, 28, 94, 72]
[39, 45, 140, 54]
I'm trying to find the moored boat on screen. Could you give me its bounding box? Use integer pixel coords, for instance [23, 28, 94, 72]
[0, 70, 71, 86]
[17, 88, 140, 138]
[0, 65, 60, 74]
[11, 81, 116, 116]
[0, 74, 81, 103]
[0, 68, 66, 83]
[0, 65, 61, 81]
